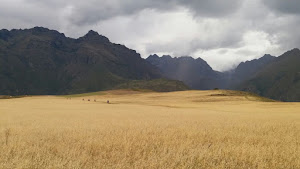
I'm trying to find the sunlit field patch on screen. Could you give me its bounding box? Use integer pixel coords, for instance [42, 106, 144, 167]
[0, 90, 299, 168]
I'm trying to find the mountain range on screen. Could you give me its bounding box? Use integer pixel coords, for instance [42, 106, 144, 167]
[146, 53, 276, 90]
[0, 27, 299, 101]
[146, 50, 299, 101]
[0, 27, 187, 95]
[239, 49, 300, 101]
[146, 55, 224, 90]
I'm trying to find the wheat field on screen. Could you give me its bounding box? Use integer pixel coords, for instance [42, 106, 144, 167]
[0, 90, 299, 169]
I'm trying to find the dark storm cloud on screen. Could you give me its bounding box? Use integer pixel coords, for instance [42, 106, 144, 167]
[25, 0, 242, 25]
[262, 0, 300, 14]
[1, 0, 300, 71]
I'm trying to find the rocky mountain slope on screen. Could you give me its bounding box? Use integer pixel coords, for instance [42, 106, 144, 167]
[146, 54, 224, 89]
[0, 27, 186, 95]
[146, 51, 299, 102]
[239, 48, 300, 101]
[1, 27, 299, 101]
[226, 54, 275, 88]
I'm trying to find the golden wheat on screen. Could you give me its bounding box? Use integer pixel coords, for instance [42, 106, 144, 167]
[0, 90, 299, 169]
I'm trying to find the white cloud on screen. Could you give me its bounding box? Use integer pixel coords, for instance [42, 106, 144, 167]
[197, 31, 281, 71]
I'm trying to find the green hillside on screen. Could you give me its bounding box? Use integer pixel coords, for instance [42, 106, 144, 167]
[240, 48, 300, 101]
[114, 79, 189, 92]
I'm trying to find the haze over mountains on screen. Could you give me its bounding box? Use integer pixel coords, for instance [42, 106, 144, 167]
[147, 50, 300, 101]
[227, 54, 276, 87]
[146, 55, 224, 90]
[146, 54, 276, 90]
[0, 27, 299, 101]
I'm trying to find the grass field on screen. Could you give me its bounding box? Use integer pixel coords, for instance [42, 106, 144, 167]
[0, 90, 299, 168]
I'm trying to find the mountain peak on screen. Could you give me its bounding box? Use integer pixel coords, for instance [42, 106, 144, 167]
[279, 48, 300, 59]
[262, 54, 274, 58]
[86, 30, 99, 36]
[32, 26, 50, 32]
[147, 54, 160, 60]
[259, 54, 275, 62]
[5, 27, 66, 38]
[79, 30, 110, 43]
[289, 48, 300, 54]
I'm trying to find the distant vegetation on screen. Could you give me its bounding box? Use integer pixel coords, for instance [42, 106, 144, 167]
[0, 95, 25, 99]
[114, 79, 189, 92]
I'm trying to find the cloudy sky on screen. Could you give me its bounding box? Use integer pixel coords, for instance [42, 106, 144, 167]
[0, 0, 299, 71]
